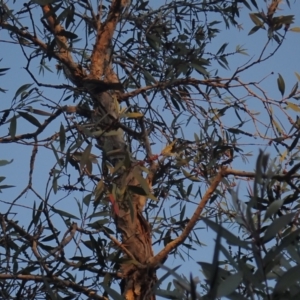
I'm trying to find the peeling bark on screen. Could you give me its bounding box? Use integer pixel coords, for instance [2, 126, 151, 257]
[91, 90, 156, 299]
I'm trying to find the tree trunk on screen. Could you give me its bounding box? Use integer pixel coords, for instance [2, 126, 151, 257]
[91, 89, 156, 299]
[40, 2, 157, 297]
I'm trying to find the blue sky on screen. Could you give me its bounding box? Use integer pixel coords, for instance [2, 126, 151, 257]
[1, 0, 300, 298]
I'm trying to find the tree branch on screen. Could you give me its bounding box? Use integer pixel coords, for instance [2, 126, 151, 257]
[0, 274, 107, 300]
[89, 0, 124, 78]
[40, 4, 86, 83]
[0, 108, 63, 143]
[148, 166, 226, 268]
[148, 162, 300, 268]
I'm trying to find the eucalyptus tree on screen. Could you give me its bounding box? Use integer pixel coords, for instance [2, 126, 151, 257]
[0, 0, 299, 299]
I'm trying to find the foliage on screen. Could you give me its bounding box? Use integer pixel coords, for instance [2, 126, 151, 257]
[0, 0, 300, 299]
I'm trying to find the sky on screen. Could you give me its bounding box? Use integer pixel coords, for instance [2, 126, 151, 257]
[1, 0, 300, 298]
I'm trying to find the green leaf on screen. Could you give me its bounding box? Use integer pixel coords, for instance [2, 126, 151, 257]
[51, 143, 63, 167]
[289, 130, 300, 151]
[0, 67, 10, 74]
[83, 193, 92, 207]
[263, 229, 300, 267]
[216, 43, 228, 55]
[180, 205, 186, 221]
[94, 179, 104, 199]
[295, 72, 300, 82]
[24, 108, 52, 116]
[18, 111, 41, 127]
[249, 13, 264, 26]
[171, 97, 180, 111]
[127, 185, 147, 196]
[143, 69, 156, 84]
[13, 83, 33, 100]
[203, 218, 251, 249]
[52, 176, 58, 194]
[182, 169, 200, 182]
[0, 159, 13, 167]
[59, 123, 66, 152]
[80, 143, 92, 170]
[263, 213, 295, 243]
[0, 184, 15, 189]
[274, 265, 300, 293]
[32, 202, 43, 226]
[59, 30, 78, 39]
[277, 73, 285, 96]
[249, 0, 258, 9]
[41, 233, 59, 242]
[52, 207, 80, 220]
[216, 271, 242, 297]
[9, 115, 17, 139]
[198, 262, 231, 282]
[65, 6, 75, 29]
[57, 6, 70, 23]
[192, 63, 209, 75]
[146, 34, 160, 52]
[264, 199, 284, 221]
[153, 265, 182, 292]
[288, 82, 298, 98]
[248, 25, 262, 35]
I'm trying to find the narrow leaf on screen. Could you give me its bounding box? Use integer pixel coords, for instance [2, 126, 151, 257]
[248, 25, 262, 35]
[9, 115, 17, 139]
[289, 27, 300, 32]
[274, 265, 300, 293]
[13, 83, 33, 100]
[286, 102, 300, 112]
[203, 218, 251, 249]
[0, 184, 15, 189]
[83, 193, 92, 207]
[59, 123, 66, 152]
[249, 14, 263, 26]
[51, 144, 62, 167]
[18, 111, 41, 127]
[0, 67, 10, 74]
[288, 82, 298, 98]
[277, 74, 285, 96]
[101, 284, 123, 300]
[33, 202, 43, 226]
[263, 213, 295, 243]
[250, 0, 258, 9]
[264, 199, 284, 221]
[182, 169, 200, 182]
[123, 112, 143, 119]
[24, 108, 52, 116]
[80, 143, 92, 170]
[0, 159, 13, 166]
[216, 272, 242, 297]
[52, 207, 80, 220]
